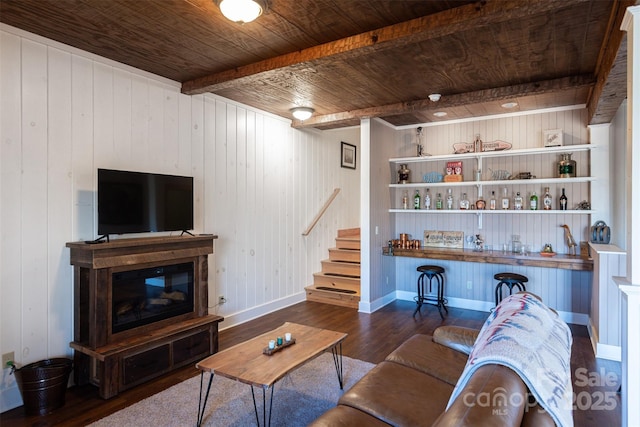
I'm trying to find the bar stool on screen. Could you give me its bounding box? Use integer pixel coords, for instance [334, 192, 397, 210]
[413, 265, 448, 319]
[493, 272, 528, 306]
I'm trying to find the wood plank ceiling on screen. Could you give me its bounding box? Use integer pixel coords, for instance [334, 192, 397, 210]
[0, 0, 633, 130]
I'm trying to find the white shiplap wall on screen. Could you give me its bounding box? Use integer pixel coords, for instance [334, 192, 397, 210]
[0, 25, 359, 412]
[386, 109, 593, 316]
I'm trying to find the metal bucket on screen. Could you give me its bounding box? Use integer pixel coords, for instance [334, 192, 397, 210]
[12, 358, 73, 416]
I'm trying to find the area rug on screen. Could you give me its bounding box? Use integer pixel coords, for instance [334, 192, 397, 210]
[89, 353, 374, 426]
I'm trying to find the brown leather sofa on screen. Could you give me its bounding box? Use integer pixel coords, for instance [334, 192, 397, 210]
[310, 326, 557, 427]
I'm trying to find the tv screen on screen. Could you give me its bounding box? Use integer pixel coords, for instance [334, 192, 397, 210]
[98, 169, 194, 236]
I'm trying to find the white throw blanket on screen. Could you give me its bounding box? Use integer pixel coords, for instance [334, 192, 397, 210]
[446, 292, 573, 427]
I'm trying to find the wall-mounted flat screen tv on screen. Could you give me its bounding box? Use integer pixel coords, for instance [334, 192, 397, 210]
[98, 169, 194, 236]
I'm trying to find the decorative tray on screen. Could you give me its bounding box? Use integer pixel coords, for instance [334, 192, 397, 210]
[539, 252, 556, 257]
[263, 338, 296, 355]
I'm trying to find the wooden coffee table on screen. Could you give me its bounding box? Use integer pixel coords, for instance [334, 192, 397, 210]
[195, 322, 348, 426]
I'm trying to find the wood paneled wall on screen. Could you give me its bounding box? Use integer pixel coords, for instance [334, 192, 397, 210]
[0, 26, 359, 411]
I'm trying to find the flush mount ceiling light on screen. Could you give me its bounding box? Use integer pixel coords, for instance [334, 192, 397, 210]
[428, 93, 441, 102]
[433, 111, 447, 117]
[501, 101, 518, 109]
[218, 0, 265, 24]
[291, 107, 314, 121]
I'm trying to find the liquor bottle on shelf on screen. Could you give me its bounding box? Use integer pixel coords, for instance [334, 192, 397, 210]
[413, 190, 421, 210]
[530, 191, 538, 210]
[402, 190, 409, 209]
[489, 191, 497, 210]
[435, 192, 443, 210]
[543, 187, 552, 210]
[514, 192, 523, 210]
[559, 188, 568, 210]
[459, 193, 470, 210]
[424, 188, 431, 210]
[446, 188, 454, 210]
[501, 187, 510, 210]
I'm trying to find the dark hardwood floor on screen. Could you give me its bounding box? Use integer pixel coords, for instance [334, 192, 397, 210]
[1, 300, 622, 426]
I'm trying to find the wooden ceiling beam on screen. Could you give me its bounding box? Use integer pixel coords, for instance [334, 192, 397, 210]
[587, 0, 636, 124]
[182, 0, 590, 95]
[291, 75, 596, 129]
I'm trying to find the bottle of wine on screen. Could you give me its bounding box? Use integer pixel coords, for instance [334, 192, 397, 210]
[560, 188, 568, 210]
[435, 192, 443, 210]
[530, 191, 538, 210]
[413, 189, 421, 209]
[543, 187, 552, 210]
[424, 188, 431, 210]
[489, 191, 497, 210]
[514, 191, 523, 210]
[501, 187, 510, 210]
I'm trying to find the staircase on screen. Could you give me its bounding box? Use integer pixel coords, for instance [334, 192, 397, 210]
[305, 228, 360, 308]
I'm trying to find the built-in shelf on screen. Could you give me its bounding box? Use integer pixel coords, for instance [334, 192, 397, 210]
[389, 176, 594, 188]
[389, 209, 594, 214]
[389, 143, 594, 164]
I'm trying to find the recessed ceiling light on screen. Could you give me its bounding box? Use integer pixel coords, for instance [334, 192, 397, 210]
[501, 102, 518, 109]
[433, 111, 447, 117]
[428, 93, 441, 102]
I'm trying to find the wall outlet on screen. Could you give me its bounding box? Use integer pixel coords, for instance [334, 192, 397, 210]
[2, 351, 14, 368]
[466, 281, 472, 290]
[218, 295, 226, 304]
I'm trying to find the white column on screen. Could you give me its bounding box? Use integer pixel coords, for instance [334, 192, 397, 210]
[616, 7, 640, 427]
[587, 124, 611, 226]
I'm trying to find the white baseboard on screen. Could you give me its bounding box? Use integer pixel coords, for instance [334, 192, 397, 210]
[213, 292, 306, 331]
[587, 317, 622, 361]
[359, 291, 396, 313]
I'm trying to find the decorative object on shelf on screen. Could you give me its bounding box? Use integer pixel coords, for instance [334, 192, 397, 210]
[540, 243, 556, 257]
[397, 163, 411, 184]
[544, 129, 563, 147]
[590, 221, 611, 244]
[473, 234, 484, 252]
[263, 337, 296, 355]
[415, 126, 430, 157]
[560, 224, 577, 255]
[423, 172, 443, 183]
[452, 139, 512, 154]
[444, 161, 463, 182]
[473, 134, 483, 153]
[509, 172, 535, 180]
[576, 200, 591, 210]
[558, 153, 576, 178]
[423, 230, 464, 249]
[341, 141, 356, 169]
[489, 168, 511, 180]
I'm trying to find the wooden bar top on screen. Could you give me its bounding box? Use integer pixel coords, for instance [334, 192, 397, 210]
[382, 247, 593, 271]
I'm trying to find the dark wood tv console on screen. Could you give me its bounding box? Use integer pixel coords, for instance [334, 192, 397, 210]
[66, 235, 223, 399]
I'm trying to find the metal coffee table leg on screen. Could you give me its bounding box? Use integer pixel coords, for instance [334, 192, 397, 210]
[331, 342, 344, 389]
[197, 372, 214, 427]
[251, 384, 275, 426]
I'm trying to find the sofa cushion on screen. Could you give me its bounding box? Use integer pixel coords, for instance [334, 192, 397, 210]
[385, 334, 468, 385]
[307, 404, 392, 427]
[432, 364, 527, 427]
[338, 360, 453, 426]
[433, 326, 479, 355]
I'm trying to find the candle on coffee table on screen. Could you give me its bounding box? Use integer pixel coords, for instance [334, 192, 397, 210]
[285, 332, 292, 342]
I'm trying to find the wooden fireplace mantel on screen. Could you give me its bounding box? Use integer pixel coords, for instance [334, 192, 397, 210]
[66, 234, 223, 399]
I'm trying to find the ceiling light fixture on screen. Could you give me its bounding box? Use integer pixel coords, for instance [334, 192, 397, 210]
[433, 111, 447, 117]
[501, 101, 518, 109]
[428, 93, 441, 102]
[291, 107, 314, 121]
[218, 0, 265, 24]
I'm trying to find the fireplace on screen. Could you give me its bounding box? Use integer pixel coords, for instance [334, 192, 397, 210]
[112, 262, 194, 333]
[67, 235, 223, 398]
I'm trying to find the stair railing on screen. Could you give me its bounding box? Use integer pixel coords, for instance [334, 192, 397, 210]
[302, 188, 341, 236]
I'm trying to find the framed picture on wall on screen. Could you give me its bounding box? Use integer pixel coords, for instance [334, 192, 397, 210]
[341, 142, 356, 169]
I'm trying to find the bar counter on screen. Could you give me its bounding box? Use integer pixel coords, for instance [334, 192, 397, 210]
[382, 246, 593, 271]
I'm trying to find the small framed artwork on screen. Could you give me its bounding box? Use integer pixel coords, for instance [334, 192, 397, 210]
[543, 129, 563, 147]
[341, 142, 356, 169]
